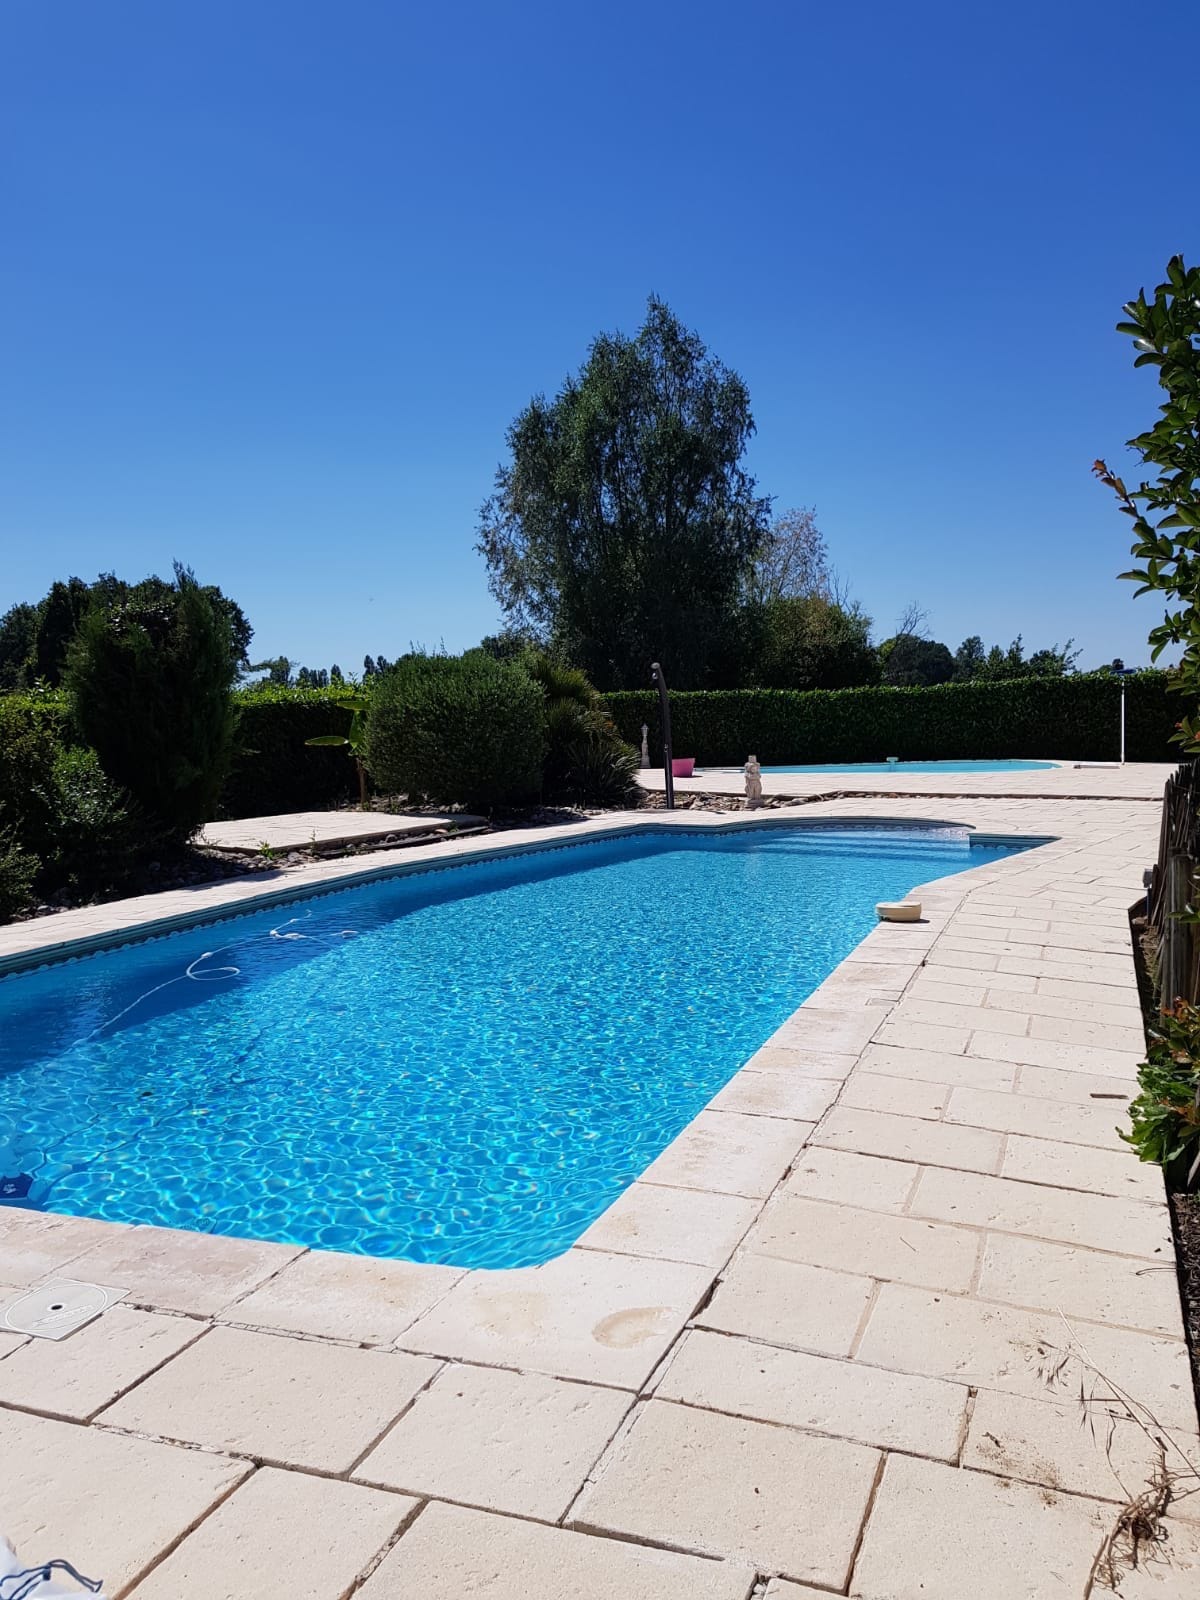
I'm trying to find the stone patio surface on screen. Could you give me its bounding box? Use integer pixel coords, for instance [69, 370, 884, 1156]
[1, 786, 1197, 1597]
[198, 809, 485, 853]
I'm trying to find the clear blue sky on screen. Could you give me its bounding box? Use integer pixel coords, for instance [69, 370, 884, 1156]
[3, 0, 1197, 674]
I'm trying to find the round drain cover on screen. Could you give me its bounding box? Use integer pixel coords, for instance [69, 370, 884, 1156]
[2, 1279, 127, 1340]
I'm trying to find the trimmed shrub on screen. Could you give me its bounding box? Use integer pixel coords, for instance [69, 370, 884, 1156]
[365, 654, 544, 810]
[66, 568, 238, 842]
[605, 671, 1178, 766]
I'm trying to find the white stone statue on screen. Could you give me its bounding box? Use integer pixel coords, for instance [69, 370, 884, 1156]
[640, 724, 650, 769]
[744, 754, 763, 809]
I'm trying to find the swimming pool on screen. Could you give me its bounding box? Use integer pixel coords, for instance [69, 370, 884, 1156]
[745, 759, 1058, 775]
[0, 824, 1029, 1268]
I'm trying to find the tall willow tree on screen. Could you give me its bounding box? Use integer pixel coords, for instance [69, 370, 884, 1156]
[477, 298, 771, 689]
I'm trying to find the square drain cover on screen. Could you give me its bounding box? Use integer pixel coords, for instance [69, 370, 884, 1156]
[2, 1279, 128, 1340]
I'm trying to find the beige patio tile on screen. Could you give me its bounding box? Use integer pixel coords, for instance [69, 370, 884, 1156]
[746, 1195, 980, 1292]
[872, 1019, 971, 1054]
[741, 1044, 859, 1078]
[909, 1166, 1171, 1257]
[356, 1362, 630, 1519]
[839, 1071, 951, 1119]
[1028, 1013, 1148, 1054]
[577, 1182, 758, 1267]
[945, 1084, 1131, 1147]
[978, 1233, 1184, 1336]
[657, 1328, 968, 1459]
[939, 964, 1038, 993]
[358, 1500, 754, 1600]
[61, 1223, 304, 1317]
[709, 1068, 842, 1121]
[890, 997, 1032, 1037]
[696, 1253, 874, 1356]
[781, 1147, 917, 1214]
[0, 1210, 121, 1283]
[999, 954, 1137, 987]
[102, 1325, 440, 1472]
[0, 1303, 202, 1421]
[967, 1031, 1140, 1077]
[575, 1399, 879, 1587]
[640, 1110, 812, 1198]
[398, 1247, 711, 1387]
[906, 976, 988, 1007]
[125, 1467, 414, 1600]
[855, 1284, 1196, 1429]
[1000, 1133, 1165, 1200]
[985, 987, 1142, 1027]
[1015, 1062, 1137, 1103]
[1038, 974, 1149, 1006]
[964, 1388, 1200, 1506]
[806, 960, 909, 996]
[848, 1453, 1106, 1599]
[813, 1105, 1003, 1173]
[925, 945, 999, 971]
[1, 1406, 251, 1594]
[764, 1584, 831, 1599]
[223, 1247, 463, 1344]
[857, 1041, 1017, 1091]
[767, 1008, 881, 1054]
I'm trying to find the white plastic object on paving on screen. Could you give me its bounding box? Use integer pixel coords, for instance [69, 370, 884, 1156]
[0, 1534, 106, 1598]
[876, 900, 922, 922]
[0, 1281, 127, 1342]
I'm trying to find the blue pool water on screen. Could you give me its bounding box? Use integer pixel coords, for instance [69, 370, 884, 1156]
[0, 825, 1028, 1268]
[752, 759, 1058, 775]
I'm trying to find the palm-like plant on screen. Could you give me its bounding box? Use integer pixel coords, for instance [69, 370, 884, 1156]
[306, 692, 370, 809]
[523, 652, 639, 806]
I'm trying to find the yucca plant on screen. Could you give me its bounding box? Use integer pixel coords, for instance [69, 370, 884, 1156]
[523, 652, 639, 806]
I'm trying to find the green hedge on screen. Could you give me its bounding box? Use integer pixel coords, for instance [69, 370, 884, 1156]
[0, 687, 359, 823]
[605, 672, 1180, 766]
[0, 674, 1182, 837]
[223, 685, 357, 818]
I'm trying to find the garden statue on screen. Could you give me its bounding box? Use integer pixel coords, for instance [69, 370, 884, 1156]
[744, 754, 763, 808]
[640, 724, 650, 769]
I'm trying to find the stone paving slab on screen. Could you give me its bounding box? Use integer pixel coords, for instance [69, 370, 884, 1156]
[0, 1303, 202, 1420]
[849, 1453, 1108, 1599]
[198, 809, 485, 852]
[575, 1180, 759, 1267]
[124, 1468, 416, 1600]
[102, 1325, 442, 1472]
[396, 1247, 712, 1388]
[354, 1362, 631, 1519]
[2, 1408, 252, 1593]
[656, 1328, 968, 1459]
[574, 1398, 880, 1587]
[358, 1501, 755, 1600]
[221, 1247, 464, 1344]
[745, 1193, 981, 1292]
[695, 1252, 875, 1356]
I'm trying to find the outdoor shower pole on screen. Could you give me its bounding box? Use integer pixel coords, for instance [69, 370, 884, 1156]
[652, 661, 674, 810]
[1114, 665, 1134, 764]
